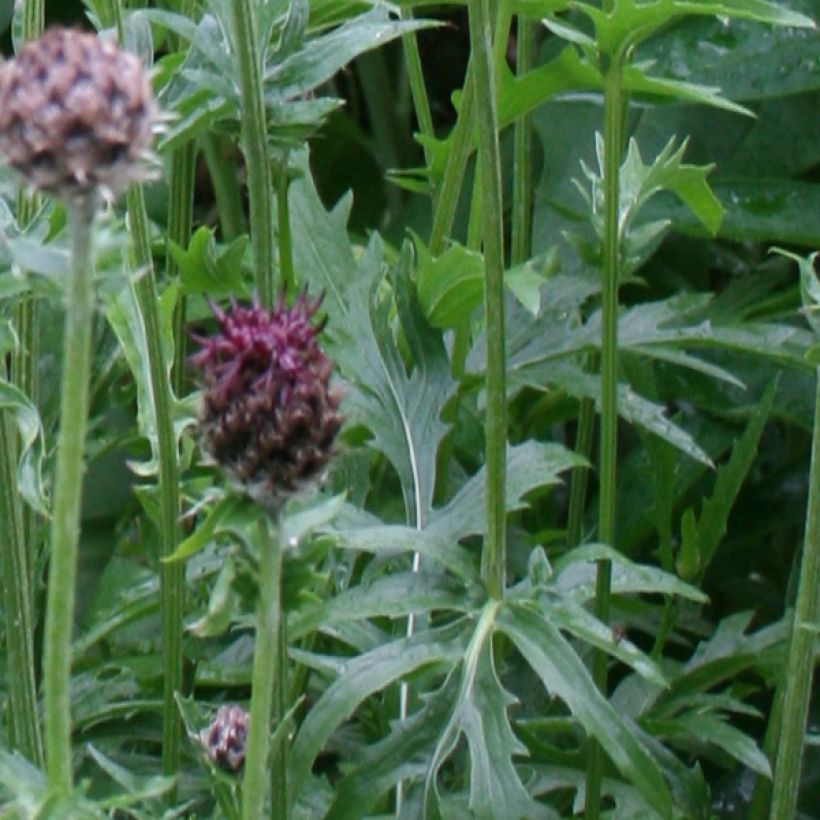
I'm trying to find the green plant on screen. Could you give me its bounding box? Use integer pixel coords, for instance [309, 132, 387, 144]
[0, 1, 817, 817]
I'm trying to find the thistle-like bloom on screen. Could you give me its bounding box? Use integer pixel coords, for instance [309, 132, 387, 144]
[200, 704, 249, 772]
[0, 27, 156, 198]
[190, 293, 342, 499]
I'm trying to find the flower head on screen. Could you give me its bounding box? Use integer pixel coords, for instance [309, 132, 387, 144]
[0, 27, 157, 198]
[190, 292, 342, 499]
[199, 704, 248, 772]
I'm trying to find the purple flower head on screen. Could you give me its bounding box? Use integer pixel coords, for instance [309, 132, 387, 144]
[190, 292, 342, 498]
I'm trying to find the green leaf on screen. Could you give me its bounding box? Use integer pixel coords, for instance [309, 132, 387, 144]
[87, 745, 175, 810]
[0, 378, 48, 514]
[775, 248, 820, 337]
[414, 236, 484, 329]
[327, 524, 479, 584]
[187, 555, 239, 638]
[288, 624, 465, 806]
[651, 178, 820, 246]
[428, 440, 587, 542]
[290, 151, 456, 525]
[326, 676, 461, 820]
[552, 543, 708, 603]
[498, 601, 673, 817]
[289, 572, 479, 641]
[637, 0, 820, 101]
[163, 494, 243, 564]
[644, 713, 771, 777]
[679, 380, 777, 579]
[424, 602, 547, 819]
[170, 226, 249, 297]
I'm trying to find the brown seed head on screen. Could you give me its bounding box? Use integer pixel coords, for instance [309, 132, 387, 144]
[0, 27, 157, 198]
[190, 292, 343, 500]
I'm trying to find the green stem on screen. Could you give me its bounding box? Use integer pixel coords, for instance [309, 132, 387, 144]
[230, 0, 275, 305]
[767, 369, 820, 819]
[200, 132, 246, 242]
[429, 62, 475, 255]
[0, 368, 43, 765]
[511, 17, 534, 266]
[43, 192, 98, 795]
[400, 10, 435, 171]
[275, 158, 294, 296]
[468, 0, 507, 600]
[166, 140, 196, 395]
[127, 181, 184, 791]
[566, 391, 596, 548]
[585, 58, 627, 820]
[242, 512, 286, 820]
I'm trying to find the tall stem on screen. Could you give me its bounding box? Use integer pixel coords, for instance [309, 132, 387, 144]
[230, 0, 275, 305]
[200, 132, 246, 242]
[400, 10, 435, 172]
[511, 17, 534, 266]
[468, 0, 507, 600]
[242, 512, 286, 820]
[585, 57, 626, 820]
[126, 180, 184, 791]
[43, 193, 98, 794]
[767, 369, 820, 819]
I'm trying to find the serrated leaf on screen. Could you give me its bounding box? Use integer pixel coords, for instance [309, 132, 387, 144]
[188, 555, 239, 638]
[290, 572, 479, 641]
[424, 602, 546, 820]
[288, 624, 465, 806]
[689, 380, 777, 578]
[428, 440, 587, 542]
[326, 675, 460, 820]
[498, 601, 673, 817]
[0, 378, 48, 514]
[552, 543, 708, 603]
[290, 151, 455, 526]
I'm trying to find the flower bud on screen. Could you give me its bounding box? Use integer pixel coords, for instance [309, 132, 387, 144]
[190, 292, 342, 499]
[0, 27, 156, 198]
[199, 704, 249, 772]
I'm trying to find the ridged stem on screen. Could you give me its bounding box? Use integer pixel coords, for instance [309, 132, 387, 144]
[275, 158, 294, 296]
[242, 512, 287, 820]
[400, 10, 435, 171]
[200, 132, 246, 242]
[429, 62, 474, 255]
[0, 368, 43, 765]
[166, 138, 196, 396]
[511, 16, 534, 266]
[468, 0, 507, 600]
[43, 192, 98, 795]
[126, 181, 184, 791]
[767, 368, 820, 818]
[230, 0, 276, 306]
[566, 390, 596, 548]
[103, 0, 185, 791]
[584, 57, 627, 820]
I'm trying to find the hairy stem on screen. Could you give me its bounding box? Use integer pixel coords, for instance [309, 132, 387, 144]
[242, 512, 286, 820]
[230, 0, 275, 305]
[468, 0, 507, 600]
[585, 57, 627, 820]
[43, 192, 98, 794]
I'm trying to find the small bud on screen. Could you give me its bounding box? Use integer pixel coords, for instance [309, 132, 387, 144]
[0, 27, 157, 198]
[199, 704, 249, 772]
[190, 292, 342, 500]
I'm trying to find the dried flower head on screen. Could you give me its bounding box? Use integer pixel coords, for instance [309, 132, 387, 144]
[199, 704, 249, 772]
[190, 292, 342, 500]
[0, 27, 157, 198]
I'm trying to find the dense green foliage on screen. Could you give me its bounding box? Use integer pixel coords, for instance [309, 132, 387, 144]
[0, 0, 818, 818]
